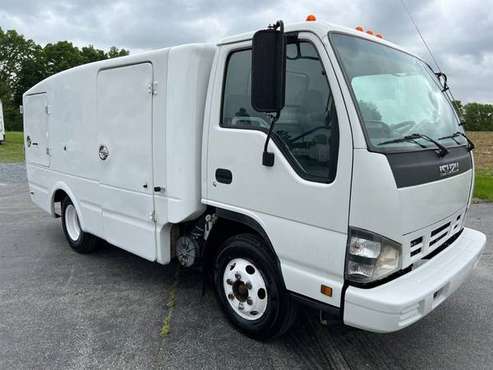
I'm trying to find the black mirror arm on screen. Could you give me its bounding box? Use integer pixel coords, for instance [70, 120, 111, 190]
[262, 112, 280, 167]
[269, 20, 284, 33]
[435, 72, 449, 93]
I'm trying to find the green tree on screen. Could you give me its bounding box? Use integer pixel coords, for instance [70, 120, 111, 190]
[0, 28, 41, 89]
[43, 41, 84, 75]
[80, 45, 107, 64]
[15, 48, 46, 104]
[452, 100, 464, 120]
[0, 28, 43, 130]
[107, 46, 129, 58]
[463, 102, 493, 131]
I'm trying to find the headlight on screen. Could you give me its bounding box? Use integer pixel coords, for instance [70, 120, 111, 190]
[345, 228, 401, 284]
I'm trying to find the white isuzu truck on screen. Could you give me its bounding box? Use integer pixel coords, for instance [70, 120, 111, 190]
[23, 18, 486, 339]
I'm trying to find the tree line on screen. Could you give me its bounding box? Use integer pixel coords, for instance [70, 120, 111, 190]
[453, 101, 493, 131]
[0, 27, 128, 131]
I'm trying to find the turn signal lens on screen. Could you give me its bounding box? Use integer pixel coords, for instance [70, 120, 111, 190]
[306, 14, 317, 22]
[376, 33, 384, 39]
[321, 285, 333, 297]
[355, 26, 364, 32]
[366, 30, 374, 35]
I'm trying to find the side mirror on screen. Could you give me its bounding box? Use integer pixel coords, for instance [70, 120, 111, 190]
[251, 21, 286, 113]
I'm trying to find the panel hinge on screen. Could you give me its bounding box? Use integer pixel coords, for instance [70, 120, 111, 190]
[147, 81, 158, 95]
[46, 147, 50, 156]
[45, 105, 51, 114]
[149, 210, 157, 223]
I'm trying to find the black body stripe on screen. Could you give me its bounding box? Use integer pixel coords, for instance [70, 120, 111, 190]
[386, 146, 472, 188]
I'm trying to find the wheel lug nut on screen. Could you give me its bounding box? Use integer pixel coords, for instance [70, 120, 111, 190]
[238, 303, 244, 310]
[228, 293, 234, 300]
[246, 281, 252, 289]
[247, 298, 253, 305]
[235, 273, 241, 280]
[226, 279, 233, 285]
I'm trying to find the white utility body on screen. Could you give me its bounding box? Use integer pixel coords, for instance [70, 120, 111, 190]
[0, 99, 4, 143]
[23, 19, 486, 339]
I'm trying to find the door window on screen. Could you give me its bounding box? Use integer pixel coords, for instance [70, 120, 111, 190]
[221, 41, 339, 183]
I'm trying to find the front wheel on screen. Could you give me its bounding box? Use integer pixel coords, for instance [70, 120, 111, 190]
[213, 234, 297, 340]
[61, 196, 99, 254]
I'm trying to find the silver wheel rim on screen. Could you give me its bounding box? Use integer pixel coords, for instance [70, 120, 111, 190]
[65, 204, 81, 241]
[223, 258, 268, 320]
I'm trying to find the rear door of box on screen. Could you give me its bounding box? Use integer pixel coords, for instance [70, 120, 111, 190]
[24, 93, 50, 167]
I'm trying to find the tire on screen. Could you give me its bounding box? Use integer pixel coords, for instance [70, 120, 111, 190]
[213, 233, 297, 340]
[61, 196, 99, 254]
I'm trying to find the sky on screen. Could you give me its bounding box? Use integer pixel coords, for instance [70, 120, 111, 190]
[1, 0, 492, 104]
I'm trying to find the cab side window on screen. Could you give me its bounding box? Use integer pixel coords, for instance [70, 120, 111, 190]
[221, 41, 339, 183]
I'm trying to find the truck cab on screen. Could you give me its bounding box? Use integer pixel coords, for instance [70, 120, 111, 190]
[202, 20, 485, 335]
[23, 18, 486, 340]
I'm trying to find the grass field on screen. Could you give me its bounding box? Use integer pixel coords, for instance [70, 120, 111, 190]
[0, 132, 24, 163]
[468, 131, 493, 169]
[468, 132, 493, 201]
[1, 130, 492, 200]
[475, 170, 493, 201]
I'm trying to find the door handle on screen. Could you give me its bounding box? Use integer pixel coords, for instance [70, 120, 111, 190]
[215, 168, 233, 184]
[99, 145, 109, 160]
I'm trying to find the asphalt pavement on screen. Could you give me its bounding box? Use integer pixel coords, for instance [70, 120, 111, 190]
[1, 163, 492, 369]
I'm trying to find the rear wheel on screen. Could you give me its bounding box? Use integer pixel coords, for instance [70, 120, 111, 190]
[214, 233, 297, 340]
[61, 196, 99, 254]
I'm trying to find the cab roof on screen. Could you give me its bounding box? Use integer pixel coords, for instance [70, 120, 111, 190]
[218, 20, 412, 56]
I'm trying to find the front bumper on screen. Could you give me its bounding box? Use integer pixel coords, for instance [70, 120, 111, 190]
[343, 227, 486, 333]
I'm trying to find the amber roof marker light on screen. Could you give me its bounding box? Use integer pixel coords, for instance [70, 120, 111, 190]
[306, 14, 317, 22]
[355, 25, 384, 39]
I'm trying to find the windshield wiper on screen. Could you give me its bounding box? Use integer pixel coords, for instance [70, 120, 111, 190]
[378, 134, 428, 149]
[378, 133, 449, 157]
[438, 131, 475, 151]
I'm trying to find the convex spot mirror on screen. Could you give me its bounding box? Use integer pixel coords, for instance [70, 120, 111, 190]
[251, 24, 286, 113]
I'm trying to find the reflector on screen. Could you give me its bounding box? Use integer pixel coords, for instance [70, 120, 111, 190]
[320, 285, 333, 297]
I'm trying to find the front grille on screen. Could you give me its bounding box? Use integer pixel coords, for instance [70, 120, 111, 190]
[429, 222, 451, 246]
[431, 222, 451, 237]
[410, 236, 423, 256]
[408, 213, 463, 261]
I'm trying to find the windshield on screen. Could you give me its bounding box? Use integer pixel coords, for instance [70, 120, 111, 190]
[330, 33, 465, 151]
